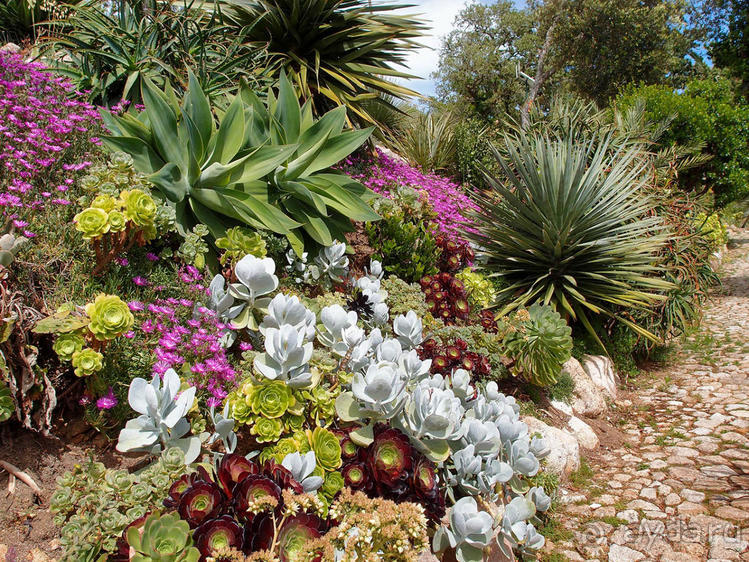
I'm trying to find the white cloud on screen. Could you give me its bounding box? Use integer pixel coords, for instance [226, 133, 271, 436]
[392, 0, 472, 97]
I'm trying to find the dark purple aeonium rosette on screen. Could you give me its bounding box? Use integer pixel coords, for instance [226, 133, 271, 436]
[217, 453, 260, 497]
[177, 480, 225, 528]
[193, 514, 244, 557]
[366, 426, 413, 487]
[233, 474, 283, 522]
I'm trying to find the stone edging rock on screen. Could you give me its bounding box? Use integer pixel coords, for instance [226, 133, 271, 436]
[525, 355, 619, 477]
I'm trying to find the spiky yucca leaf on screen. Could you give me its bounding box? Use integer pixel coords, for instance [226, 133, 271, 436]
[222, 0, 427, 125]
[468, 133, 672, 343]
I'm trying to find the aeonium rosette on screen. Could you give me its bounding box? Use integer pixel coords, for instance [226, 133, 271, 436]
[161, 452, 331, 560]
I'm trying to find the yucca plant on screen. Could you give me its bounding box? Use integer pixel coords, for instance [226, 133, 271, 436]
[468, 133, 672, 345]
[392, 108, 457, 173]
[100, 70, 379, 257]
[221, 0, 427, 125]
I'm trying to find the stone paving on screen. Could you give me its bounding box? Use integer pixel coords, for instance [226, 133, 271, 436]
[553, 234, 749, 562]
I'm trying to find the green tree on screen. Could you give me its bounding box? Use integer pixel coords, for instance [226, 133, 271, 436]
[554, 0, 699, 105]
[435, 1, 542, 119]
[710, 0, 749, 94]
[436, 0, 700, 119]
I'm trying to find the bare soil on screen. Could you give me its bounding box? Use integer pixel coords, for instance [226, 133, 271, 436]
[0, 420, 131, 560]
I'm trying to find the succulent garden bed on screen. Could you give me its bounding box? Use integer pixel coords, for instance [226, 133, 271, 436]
[0, 0, 733, 559]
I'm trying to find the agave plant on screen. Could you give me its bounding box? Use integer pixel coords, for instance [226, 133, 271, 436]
[221, 0, 427, 125]
[44, 0, 265, 105]
[101, 71, 379, 256]
[468, 133, 671, 345]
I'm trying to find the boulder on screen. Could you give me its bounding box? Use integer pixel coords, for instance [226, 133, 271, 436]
[567, 415, 600, 449]
[581, 355, 619, 400]
[550, 399, 573, 416]
[524, 416, 580, 476]
[563, 357, 606, 417]
[0, 43, 21, 54]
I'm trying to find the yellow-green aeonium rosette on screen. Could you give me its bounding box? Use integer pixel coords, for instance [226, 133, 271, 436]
[86, 294, 134, 341]
[74, 207, 110, 240]
[71, 348, 104, 377]
[121, 189, 157, 228]
[53, 332, 86, 361]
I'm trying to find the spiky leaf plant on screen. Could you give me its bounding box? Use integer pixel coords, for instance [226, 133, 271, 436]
[467, 133, 671, 344]
[222, 0, 427, 125]
[101, 70, 379, 256]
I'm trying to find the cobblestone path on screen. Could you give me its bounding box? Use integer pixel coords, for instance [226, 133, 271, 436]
[553, 232, 749, 561]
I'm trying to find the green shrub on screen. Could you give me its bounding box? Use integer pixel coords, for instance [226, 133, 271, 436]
[617, 77, 749, 207]
[468, 132, 671, 346]
[365, 188, 440, 283]
[694, 212, 728, 251]
[453, 116, 500, 188]
[102, 71, 379, 257]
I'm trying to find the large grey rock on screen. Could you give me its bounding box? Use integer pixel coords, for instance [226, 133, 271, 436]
[524, 416, 580, 475]
[567, 415, 599, 449]
[563, 357, 606, 417]
[581, 354, 619, 400]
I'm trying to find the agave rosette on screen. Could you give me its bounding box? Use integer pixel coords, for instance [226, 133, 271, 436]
[101, 70, 380, 256]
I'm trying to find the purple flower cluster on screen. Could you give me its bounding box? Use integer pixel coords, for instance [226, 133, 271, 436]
[0, 53, 100, 234]
[346, 149, 477, 239]
[135, 294, 238, 407]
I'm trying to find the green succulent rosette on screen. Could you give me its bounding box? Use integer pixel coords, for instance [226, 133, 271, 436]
[127, 511, 200, 562]
[321, 470, 344, 499]
[107, 210, 127, 233]
[284, 414, 306, 432]
[249, 380, 295, 419]
[251, 417, 283, 443]
[91, 194, 117, 212]
[215, 226, 267, 266]
[308, 427, 342, 471]
[85, 294, 134, 341]
[53, 332, 86, 361]
[230, 394, 253, 424]
[292, 430, 312, 454]
[303, 386, 337, 424]
[269, 437, 300, 463]
[74, 207, 110, 240]
[121, 189, 157, 227]
[71, 348, 104, 377]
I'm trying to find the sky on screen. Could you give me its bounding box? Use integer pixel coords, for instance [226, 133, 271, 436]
[394, 0, 474, 98]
